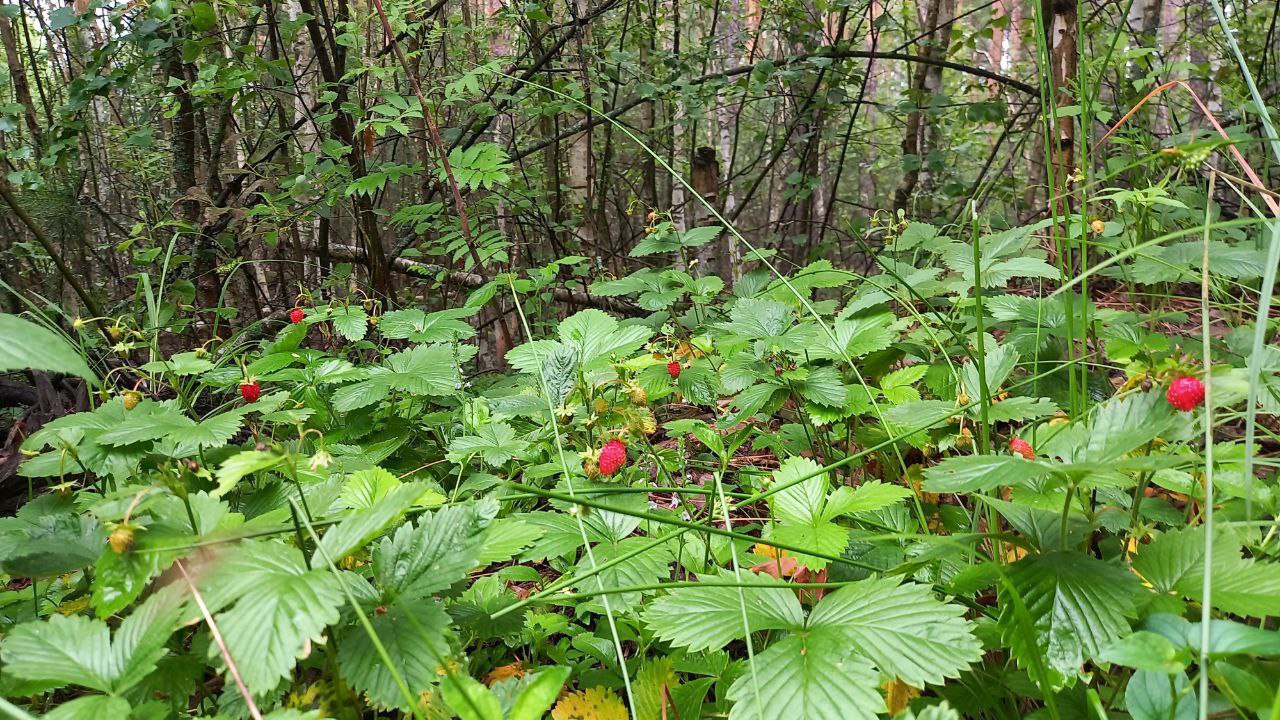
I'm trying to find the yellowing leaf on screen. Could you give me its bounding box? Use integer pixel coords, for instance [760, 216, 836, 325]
[551, 687, 629, 720]
[882, 678, 920, 715]
[484, 661, 526, 686]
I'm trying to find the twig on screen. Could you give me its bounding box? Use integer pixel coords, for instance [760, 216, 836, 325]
[368, 0, 514, 350]
[175, 559, 263, 720]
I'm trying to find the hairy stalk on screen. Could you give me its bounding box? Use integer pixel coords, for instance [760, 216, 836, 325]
[176, 559, 263, 720]
[1197, 171, 1217, 720]
[288, 499, 424, 719]
[504, 279, 637, 718]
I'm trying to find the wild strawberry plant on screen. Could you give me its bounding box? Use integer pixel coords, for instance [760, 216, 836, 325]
[3, 206, 1280, 720]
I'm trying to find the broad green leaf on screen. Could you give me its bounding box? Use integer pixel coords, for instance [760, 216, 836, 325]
[91, 525, 187, 617]
[541, 344, 579, 407]
[810, 312, 896, 361]
[1125, 670, 1195, 720]
[378, 308, 476, 342]
[340, 466, 403, 509]
[508, 666, 572, 720]
[572, 538, 673, 611]
[0, 614, 115, 692]
[767, 456, 828, 526]
[213, 449, 284, 497]
[726, 634, 885, 720]
[1079, 391, 1176, 464]
[796, 365, 848, 408]
[140, 351, 213, 376]
[958, 344, 1019, 398]
[557, 309, 652, 367]
[332, 344, 464, 412]
[442, 673, 504, 720]
[807, 576, 982, 685]
[43, 696, 131, 720]
[1133, 526, 1280, 618]
[446, 422, 529, 466]
[374, 502, 493, 600]
[1099, 631, 1187, 673]
[923, 454, 1054, 493]
[319, 482, 424, 560]
[0, 314, 96, 383]
[633, 659, 678, 720]
[0, 493, 103, 577]
[764, 521, 849, 570]
[199, 540, 343, 694]
[330, 305, 369, 342]
[1001, 551, 1141, 678]
[0, 584, 184, 694]
[822, 481, 913, 519]
[642, 572, 805, 652]
[339, 598, 453, 710]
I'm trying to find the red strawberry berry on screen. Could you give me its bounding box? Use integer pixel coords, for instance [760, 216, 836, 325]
[1166, 376, 1205, 412]
[598, 439, 627, 476]
[1009, 437, 1035, 460]
[667, 360, 682, 379]
[240, 381, 261, 403]
[289, 307, 305, 324]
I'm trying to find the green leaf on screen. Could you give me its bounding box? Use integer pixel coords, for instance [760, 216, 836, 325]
[1133, 526, 1280, 618]
[765, 522, 849, 570]
[0, 314, 96, 383]
[0, 493, 103, 577]
[540, 345, 579, 407]
[378, 308, 476, 343]
[726, 634, 885, 720]
[43, 696, 131, 720]
[1125, 670, 1195, 720]
[48, 6, 79, 30]
[811, 312, 895, 361]
[164, 409, 247, 455]
[821, 481, 913, 519]
[332, 344, 463, 412]
[1078, 391, 1175, 464]
[199, 540, 343, 694]
[442, 673, 503, 720]
[1099, 631, 1187, 673]
[340, 466, 403, 509]
[91, 526, 187, 617]
[1001, 552, 1141, 679]
[922, 454, 1053, 493]
[556, 309, 653, 367]
[476, 519, 544, 566]
[807, 576, 982, 686]
[642, 572, 805, 652]
[796, 366, 848, 408]
[213, 450, 284, 497]
[330, 305, 369, 342]
[0, 584, 183, 694]
[374, 502, 493, 600]
[508, 666, 571, 720]
[319, 482, 424, 560]
[339, 598, 453, 710]
[446, 423, 529, 466]
[0, 614, 115, 692]
[766, 456, 829, 525]
[572, 537, 673, 611]
[140, 351, 213, 376]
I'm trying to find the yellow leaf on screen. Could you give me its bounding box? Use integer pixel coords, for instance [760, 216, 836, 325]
[882, 678, 920, 715]
[485, 661, 526, 686]
[551, 687, 629, 720]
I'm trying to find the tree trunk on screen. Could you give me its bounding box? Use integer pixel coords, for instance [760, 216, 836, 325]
[0, 6, 43, 152]
[892, 0, 951, 213]
[1042, 0, 1078, 221]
